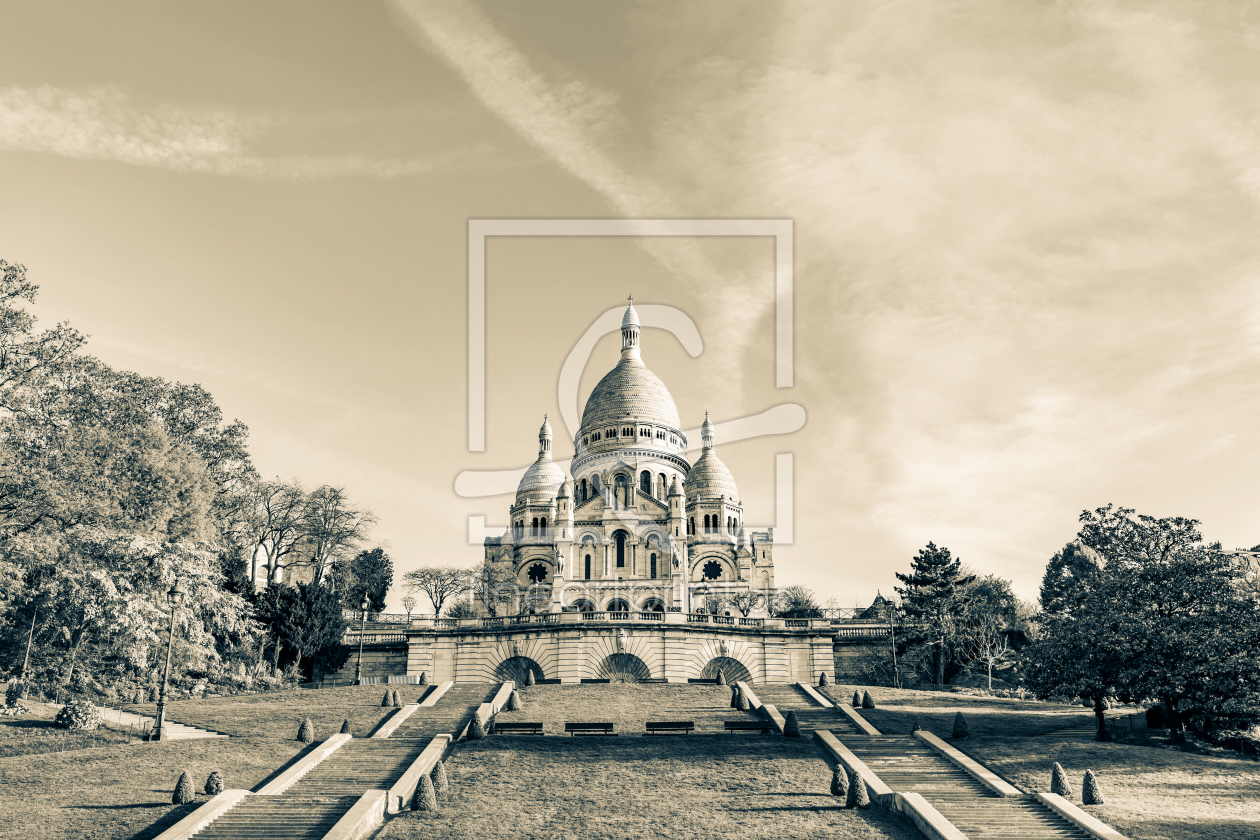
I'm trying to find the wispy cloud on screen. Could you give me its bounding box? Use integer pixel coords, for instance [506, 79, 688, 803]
[0, 84, 483, 180]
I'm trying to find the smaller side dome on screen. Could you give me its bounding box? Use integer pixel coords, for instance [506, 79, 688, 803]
[516, 415, 565, 504]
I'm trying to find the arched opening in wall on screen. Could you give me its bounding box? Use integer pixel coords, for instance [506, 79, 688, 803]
[614, 530, 627, 568]
[606, 598, 631, 613]
[700, 656, 752, 684]
[640, 470, 651, 496]
[571, 598, 596, 612]
[584, 553, 592, 580]
[649, 552, 657, 579]
[495, 656, 544, 686]
[641, 597, 665, 612]
[531, 517, 538, 536]
[658, 473, 667, 499]
[595, 653, 651, 683]
[703, 514, 710, 532]
[591, 474, 601, 495]
[688, 517, 694, 536]
[580, 478, 587, 501]
[540, 517, 547, 534]
[614, 473, 627, 505]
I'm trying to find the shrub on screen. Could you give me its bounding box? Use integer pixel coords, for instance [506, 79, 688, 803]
[205, 771, 224, 796]
[54, 699, 102, 732]
[783, 711, 800, 737]
[468, 714, 486, 740]
[831, 766, 848, 799]
[172, 771, 195, 805]
[431, 760, 449, 796]
[730, 686, 740, 709]
[5, 681, 24, 707]
[392, 690, 401, 707]
[736, 689, 750, 712]
[381, 690, 392, 707]
[418, 672, 428, 686]
[952, 712, 969, 739]
[412, 774, 437, 811]
[525, 670, 536, 687]
[1051, 762, 1072, 798]
[862, 690, 875, 709]
[819, 672, 830, 687]
[716, 671, 727, 686]
[506, 689, 522, 712]
[912, 720, 921, 733]
[297, 718, 314, 743]
[340, 719, 351, 735]
[1082, 769, 1103, 805]
[852, 691, 862, 708]
[846, 768, 869, 809]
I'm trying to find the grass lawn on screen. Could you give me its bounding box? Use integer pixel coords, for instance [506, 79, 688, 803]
[496, 683, 755, 735]
[377, 735, 923, 840]
[0, 702, 132, 759]
[119, 684, 405, 739]
[0, 733, 302, 840]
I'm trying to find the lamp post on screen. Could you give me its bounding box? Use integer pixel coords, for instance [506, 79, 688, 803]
[352, 597, 368, 685]
[150, 581, 186, 742]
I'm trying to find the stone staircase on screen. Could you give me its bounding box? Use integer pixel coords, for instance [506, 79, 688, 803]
[96, 706, 228, 740]
[753, 684, 867, 734]
[192, 684, 496, 840]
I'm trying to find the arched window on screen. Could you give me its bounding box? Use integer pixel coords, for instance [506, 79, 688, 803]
[650, 552, 657, 578]
[531, 517, 538, 536]
[580, 478, 588, 501]
[540, 517, 547, 534]
[689, 517, 694, 535]
[585, 554, 592, 580]
[615, 530, 626, 567]
[658, 473, 667, 498]
[640, 470, 651, 495]
[703, 514, 710, 532]
[607, 598, 630, 613]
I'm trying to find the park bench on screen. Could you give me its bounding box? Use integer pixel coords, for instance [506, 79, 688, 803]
[645, 721, 694, 735]
[724, 720, 774, 734]
[565, 722, 615, 736]
[495, 721, 544, 735]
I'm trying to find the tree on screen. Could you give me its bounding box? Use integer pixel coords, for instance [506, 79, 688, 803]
[403, 566, 470, 617]
[1040, 541, 1104, 618]
[336, 547, 394, 613]
[474, 557, 517, 617]
[772, 585, 822, 618]
[290, 485, 376, 586]
[727, 590, 763, 617]
[401, 595, 416, 621]
[0, 259, 85, 411]
[241, 480, 308, 586]
[895, 543, 975, 687]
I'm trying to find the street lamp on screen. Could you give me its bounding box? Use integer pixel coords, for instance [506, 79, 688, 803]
[352, 597, 368, 685]
[150, 581, 186, 741]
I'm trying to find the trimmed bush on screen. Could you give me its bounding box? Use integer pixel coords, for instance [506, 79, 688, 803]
[205, 771, 223, 796]
[506, 689, 522, 712]
[862, 690, 875, 709]
[297, 717, 314, 743]
[412, 774, 437, 812]
[1082, 769, 1104, 805]
[418, 671, 427, 686]
[1051, 762, 1072, 798]
[831, 765, 849, 799]
[736, 689, 750, 712]
[730, 686, 740, 709]
[952, 712, 969, 739]
[846, 768, 869, 809]
[716, 671, 727, 686]
[852, 691, 862, 708]
[172, 771, 195, 805]
[6, 681, 25, 707]
[340, 718, 351, 735]
[819, 672, 830, 687]
[392, 690, 401, 707]
[431, 760, 449, 796]
[783, 711, 801, 737]
[468, 714, 486, 740]
[54, 699, 102, 732]
[525, 670, 536, 687]
[381, 690, 392, 707]
[912, 720, 921, 733]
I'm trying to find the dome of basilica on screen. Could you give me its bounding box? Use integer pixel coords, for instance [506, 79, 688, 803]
[516, 415, 566, 504]
[580, 356, 681, 434]
[683, 412, 739, 501]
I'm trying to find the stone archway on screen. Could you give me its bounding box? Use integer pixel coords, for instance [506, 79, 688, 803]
[700, 656, 751, 684]
[495, 656, 545, 685]
[595, 653, 651, 683]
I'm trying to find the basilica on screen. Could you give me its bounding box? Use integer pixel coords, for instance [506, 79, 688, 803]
[483, 299, 777, 615]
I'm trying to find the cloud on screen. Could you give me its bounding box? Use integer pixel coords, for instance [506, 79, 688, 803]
[0, 84, 481, 180]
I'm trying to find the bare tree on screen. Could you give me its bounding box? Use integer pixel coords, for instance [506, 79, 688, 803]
[243, 479, 309, 585]
[403, 565, 472, 616]
[727, 590, 763, 617]
[401, 594, 417, 622]
[964, 607, 1014, 693]
[291, 485, 376, 585]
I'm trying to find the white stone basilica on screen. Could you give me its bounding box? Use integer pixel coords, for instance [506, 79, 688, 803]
[483, 299, 776, 615]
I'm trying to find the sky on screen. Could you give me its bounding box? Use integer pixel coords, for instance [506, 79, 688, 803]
[2, 0, 1258, 607]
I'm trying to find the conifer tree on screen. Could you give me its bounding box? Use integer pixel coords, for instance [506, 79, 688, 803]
[895, 542, 975, 687]
[506, 689, 522, 711]
[468, 714, 486, 740]
[392, 689, 401, 707]
[431, 760, 450, 796]
[1051, 762, 1072, 797]
[381, 690, 391, 707]
[204, 771, 223, 796]
[862, 690, 875, 709]
[525, 669, 536, 687]
[783, 711, 800, 737]
[418, 672, 428, 685]
[172, 771, 195, 805]
[736, 689, 750, 711]
[412, 775, 437, 811]
[952, 712, 969, 739]
[297, 718, 314, 743]
[831, 766, 848, 800]
[852, 691, 862, 707]
[340, 718, 351, 735]
[1082, 769, 1103, 805]
[730, 686, 740, 709]
[716, 670, 727, 686]
[819, 672, 830, 687]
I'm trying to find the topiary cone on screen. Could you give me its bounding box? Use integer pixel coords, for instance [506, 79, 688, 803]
[392, 690, 401, 707]
[952, 712, 969, 739]
[730, 686, 740, 709]
[819, 672, 830, 687]
[783, 711, 801, 737]
[525, 670, 536, 687]
[468, 714, 486, 740]
[204, 770, 223, 796]
[381, 690, 391, 707]
[431, 760, 449, 796]
[297, 717, 314, 744]
[340, 718, 351, 735]
[852, 691, 862, 708]
[411, 774, 437, 811]
[831, 766, 849, 799]
[506, 689, 522, 712]
[912, 720, 921, 733]
[418, 672, 427, 686]
[845, 768, 868, 809]
[716, 671, 727, 686]
[172, 771, 195, 805]
[862, 690, 876, 709]
[1082, 769, 1103, 805]
[1051, 762, 1072, 798]
[736, 689, 750, 712]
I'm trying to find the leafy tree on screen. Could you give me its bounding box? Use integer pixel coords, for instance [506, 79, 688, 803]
[1040, 541, 1103, 618]
[336, 547, 393, 613]
[772, 585, 822, 618]
[895, 543, 974, 687]
[403, 566, 470, 616]
[256, 582, 348, 679]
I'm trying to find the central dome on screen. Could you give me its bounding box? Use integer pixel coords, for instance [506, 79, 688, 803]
[580, 356, 681, 433]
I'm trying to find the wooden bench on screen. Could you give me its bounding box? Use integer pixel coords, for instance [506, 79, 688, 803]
[645, 720, 694, 735]
[724, 720, 775, 734]
[495, 722, 544, 735]
[565, 722, 615, 736]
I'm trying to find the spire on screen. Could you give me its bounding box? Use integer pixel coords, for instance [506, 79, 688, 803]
[701, 411, 714, 451]
[538, 414, 553, 457]
[621, 296, 640, 360]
